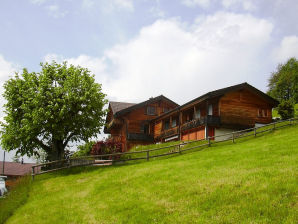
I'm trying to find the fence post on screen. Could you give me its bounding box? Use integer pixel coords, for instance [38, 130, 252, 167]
[254, 127, 256, 137]
[178, 144, 181, 154]
[146, 151, 149, 161]
[273, 122, 276, 130]
[31, 166, 35, 181]
[208, 137, 211, 147]
[232, 132, 235, 143]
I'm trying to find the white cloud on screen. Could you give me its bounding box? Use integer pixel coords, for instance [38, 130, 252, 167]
[46, 4, 68, 18]
[44, 12, 274, 104]
[222, 0, 257, 11]
[272, 36, 298, 63]
[181, 0, 211, 8]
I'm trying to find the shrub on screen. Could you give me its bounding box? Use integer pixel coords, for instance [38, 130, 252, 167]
[73, 141, 96, 157]
[90, 139, 124, 159]
[277, 100, 295, 119]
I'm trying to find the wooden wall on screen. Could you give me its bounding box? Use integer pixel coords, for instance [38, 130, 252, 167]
[219, 89, 272, 126]
[109, 99, 177, 151]
[124, 101, 176, 134]
[181, 126, 205, 141]
[154, 121, 162, 138]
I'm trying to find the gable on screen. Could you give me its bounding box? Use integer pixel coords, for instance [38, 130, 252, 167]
[114, 95, 179, 118]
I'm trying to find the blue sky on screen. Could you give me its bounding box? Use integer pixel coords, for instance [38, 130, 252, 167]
[0, 0, 298, 161]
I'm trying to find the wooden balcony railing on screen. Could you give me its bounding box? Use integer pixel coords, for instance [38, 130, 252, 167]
[181, 115, 220, 131]
[160, 126, 178, 138]
[127, 133, 154, 142]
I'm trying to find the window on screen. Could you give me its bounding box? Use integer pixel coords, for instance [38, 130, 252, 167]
[147, 106, 156, 115]
[164, 120, 170, 130]
[195, 109, 201, 119]
[208, 104, 213, 115]
[172, 119, 177, 127]
[140, 124, 149, 134]
[258, 109, 262, 117]
[163, 107, 170, 113]
[258, 109, 268, 117]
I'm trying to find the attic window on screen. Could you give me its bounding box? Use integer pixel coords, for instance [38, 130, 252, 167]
[147, 106, 156, 115]
[163, 107, 170, 113]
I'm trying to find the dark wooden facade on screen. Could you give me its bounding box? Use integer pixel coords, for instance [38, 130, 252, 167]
[104, 83, 278, 150]
[153, 83, 278, 142]
[104, 96, 179, 151]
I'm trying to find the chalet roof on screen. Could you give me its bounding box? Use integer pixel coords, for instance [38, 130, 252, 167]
[113, 95, 179, 117]
[109, 101, 136, 114]
[153, 82, 279, 120]
[0, 161, 37, 176]
[182, 82, 278, 107]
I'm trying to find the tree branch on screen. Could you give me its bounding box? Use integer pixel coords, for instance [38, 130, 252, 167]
[34, 138, 51, 152]
[63, 132, 76, 148]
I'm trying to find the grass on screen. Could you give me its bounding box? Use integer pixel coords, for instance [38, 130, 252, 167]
[0, 176, 31, 224]
[4, 124, 298, 224]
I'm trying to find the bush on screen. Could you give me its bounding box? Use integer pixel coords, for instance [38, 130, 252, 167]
[73, 141, 96, 157]
[90, 139, 124, 159]
[277, 100, 295, 119]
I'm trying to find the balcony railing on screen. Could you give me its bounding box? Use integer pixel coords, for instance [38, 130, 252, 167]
[127, 133, 154, 142]
[160, 126, 178, 138]
[181, 115, 220, 131]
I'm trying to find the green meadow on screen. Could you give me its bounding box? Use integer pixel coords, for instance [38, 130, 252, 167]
[2, 124, 298, 224]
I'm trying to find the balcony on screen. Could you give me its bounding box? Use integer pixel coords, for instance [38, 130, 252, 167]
[127, 133, 154, 142]
[160, 126, 178, 138]
[181, 115, 220, 131]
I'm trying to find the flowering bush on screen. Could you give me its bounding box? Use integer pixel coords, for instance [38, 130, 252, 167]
[90, 138, 124, 159]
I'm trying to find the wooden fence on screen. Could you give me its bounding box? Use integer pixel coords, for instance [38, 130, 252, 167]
[31, 118, 297, 179]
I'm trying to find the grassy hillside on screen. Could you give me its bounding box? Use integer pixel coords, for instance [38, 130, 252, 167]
[5, 125, 298, 224]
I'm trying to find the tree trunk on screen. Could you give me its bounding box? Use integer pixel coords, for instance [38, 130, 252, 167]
[47, 139, 65, 161]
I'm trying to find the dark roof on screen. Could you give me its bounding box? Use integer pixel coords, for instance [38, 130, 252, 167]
[109, 101, 136, 114]
[181, 82, 278, 107]
[0, 161, 37, 176]
[154, 82, 279, 120]
[113, 95, 179, 117]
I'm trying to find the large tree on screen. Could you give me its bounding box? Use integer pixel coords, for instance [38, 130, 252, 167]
[267, 57, 298, 103]
[1, 61, 107, 161]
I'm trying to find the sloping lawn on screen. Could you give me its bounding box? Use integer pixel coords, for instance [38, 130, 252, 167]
[5, 125, 298, 224]
[0, 176, 31, 224]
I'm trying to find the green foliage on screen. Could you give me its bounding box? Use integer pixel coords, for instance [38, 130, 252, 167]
[267, 57, 298, 103]
[72, 141, 96, 157]
[5, 125, 298, 224]
[0, 176, 31, 224]
[1, 61, 107, 161]
[277, 100, 295, 119]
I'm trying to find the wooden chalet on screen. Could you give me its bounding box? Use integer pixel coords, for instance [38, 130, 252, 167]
[105, 83, 279, 150]
[104, 95, 179, 150]
[153, 82, 278, 142]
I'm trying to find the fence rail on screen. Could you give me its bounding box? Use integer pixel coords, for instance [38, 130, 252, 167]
[32, 118, 297, 179]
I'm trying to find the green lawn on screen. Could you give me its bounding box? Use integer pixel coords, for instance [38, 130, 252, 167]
[0, 176, 31, 224]
[5, 125, 298, 224]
